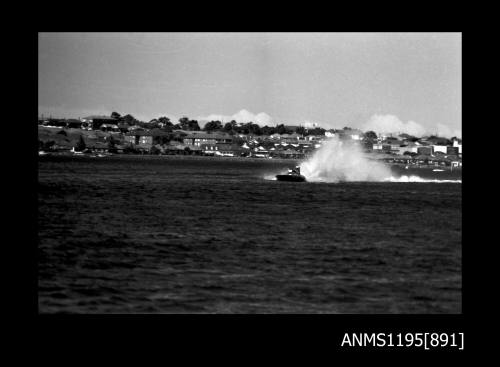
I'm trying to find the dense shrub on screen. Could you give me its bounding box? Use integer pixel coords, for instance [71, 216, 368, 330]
[150, 146, 162, 155]
[123, 144, 139, 154]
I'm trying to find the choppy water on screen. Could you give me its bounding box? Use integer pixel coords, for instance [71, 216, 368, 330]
[38, 155, 461, 313]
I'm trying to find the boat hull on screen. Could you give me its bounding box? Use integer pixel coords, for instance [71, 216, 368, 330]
[275, 174, 306, 182]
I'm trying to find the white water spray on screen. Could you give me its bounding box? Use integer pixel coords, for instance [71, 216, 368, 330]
[383, 175, 461, 183]
[299, 137, 392, 182]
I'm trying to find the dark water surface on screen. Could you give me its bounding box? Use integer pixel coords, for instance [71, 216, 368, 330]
[38, 155, 461, 313]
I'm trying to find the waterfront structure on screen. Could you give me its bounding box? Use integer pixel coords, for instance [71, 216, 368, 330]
[80, 115, 117, 130]
[417, 146, 434, 156]
[124, 129, 170, 150]
[432, 145, 448, 154]
[182, 132, 233, 146]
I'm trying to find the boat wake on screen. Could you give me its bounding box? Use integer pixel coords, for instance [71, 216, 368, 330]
[284, 175, 462, 183]
[263, 174, 277, 181]
[383, 175, 462, 183]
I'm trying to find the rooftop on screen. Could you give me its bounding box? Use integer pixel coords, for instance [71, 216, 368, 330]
[126, 129, 170, 137]
[183, 131, 232, 140]
[81, 115, 116, 121]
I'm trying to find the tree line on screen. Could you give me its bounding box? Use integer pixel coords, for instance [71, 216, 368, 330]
[110, 111, 333, 136]
[42, 110, 381, 138]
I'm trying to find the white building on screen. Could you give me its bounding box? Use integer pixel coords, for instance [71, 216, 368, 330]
[432, 145, 448, 154]
[453, 140, 462, 154]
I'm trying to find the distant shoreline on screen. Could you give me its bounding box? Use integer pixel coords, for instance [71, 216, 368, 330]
[38, 152, 303, 164]
[38, 152, 462, 172]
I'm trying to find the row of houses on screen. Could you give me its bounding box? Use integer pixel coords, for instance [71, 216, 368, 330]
[39, 117, 462, 163]
[123, 130, 235, 154]
[39, 116, 137, 133]
[120, 129, 320, 157]
[375, 154, 462, 168]
[372, 142, 462, 156]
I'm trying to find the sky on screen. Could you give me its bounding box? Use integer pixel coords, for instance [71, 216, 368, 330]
[38, 32, 461, 137]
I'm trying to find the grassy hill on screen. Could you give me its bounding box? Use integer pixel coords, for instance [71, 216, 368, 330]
[38, 126, 125, 149]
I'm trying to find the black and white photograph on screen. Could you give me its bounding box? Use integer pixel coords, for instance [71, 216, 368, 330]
[38, 32, 462, 315]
